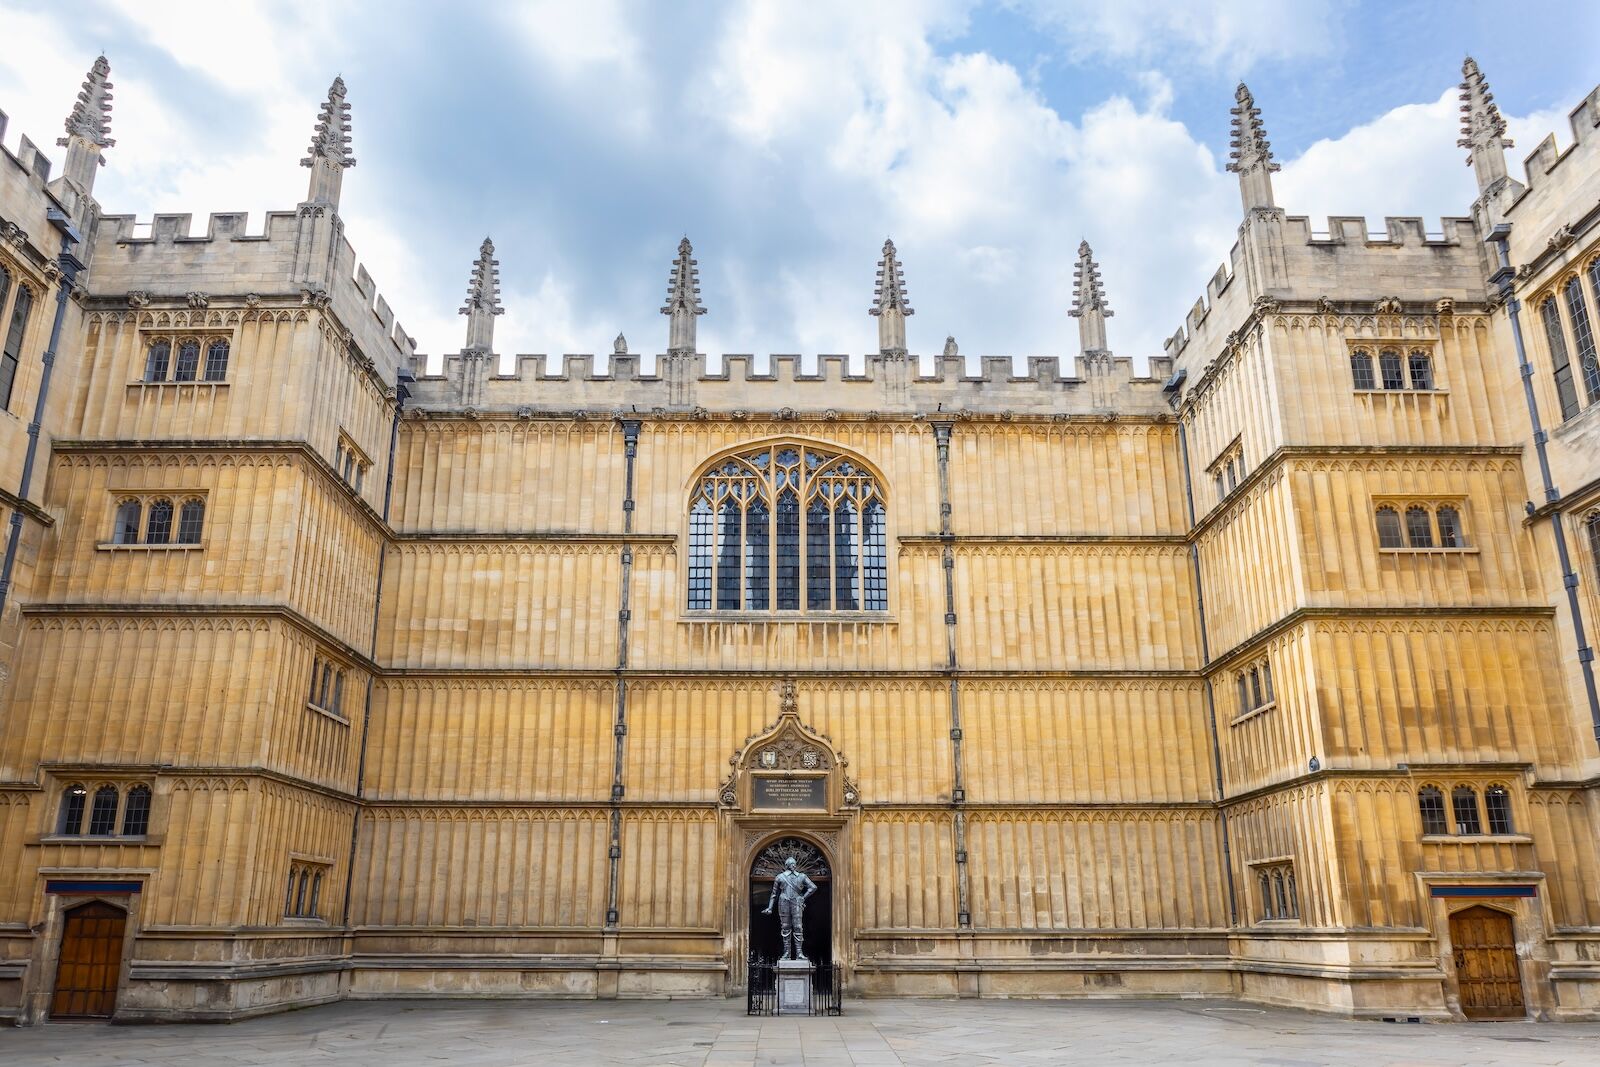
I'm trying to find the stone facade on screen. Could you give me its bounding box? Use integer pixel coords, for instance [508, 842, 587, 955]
[0, 57, 1598, 1025]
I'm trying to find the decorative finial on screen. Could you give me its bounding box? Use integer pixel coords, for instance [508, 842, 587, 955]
[871, 238, 913, 355]
[943, 335, 959, 358]
[301, 77, 354, 207]
[1069, 240, 1113, 353]
[614, 333, 628, 355]
[1227, 82, 1279, 212]
[661, 237, 706, 356]
[460, 236, 504, 352]
[1459, 56, 1513, 192]
[59, 55, 114, 150]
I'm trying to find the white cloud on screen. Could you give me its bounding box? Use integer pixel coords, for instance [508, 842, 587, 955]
[1006, 0, 1343, 69]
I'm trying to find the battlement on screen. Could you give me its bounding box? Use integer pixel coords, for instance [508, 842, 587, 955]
[1514, 83, 1600, 201]
[90, 209, 416, 376]
[405, 349, 1176, 418]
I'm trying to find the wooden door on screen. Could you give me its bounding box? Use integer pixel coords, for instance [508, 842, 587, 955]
[51, 901, 126, 1019]
[1450, 905, 1524, 1019]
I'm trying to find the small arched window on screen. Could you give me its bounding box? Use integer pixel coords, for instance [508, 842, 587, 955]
[1350, 350, 1375, 389]
[1375, 506, 1404, 549]
[285, 871, 297, 916]
[310, 872, 322, 916]
[57, 784, 87, 835]
[1436, 506, 1462, 548]
[1405, 506, 1433, 548]
[203, 340, 230, 381]
[320, 663, 334, 708]
[113, 499, 142, 544]
[1407, 350, 1433, 390]
[1563, 276, 1600, 404]
[1485, 785, 1514, 835]
[331, 671, 344, 715]
[1285, 871, 1298, 919]
[146, 498, 174, 545]
[1452, 786, 1482, 835]
[0, 283, 33, 411]
[1249, 667, 1262, 708]
[121, 785, 151, 836]
[296, 870, 309, 915]
[1379, 349, 1405, 390]
[687, 444, 888, 613]
[1586, 511, 1600, 584]
[87, 785, 120, 835]
[1260, 660, 1274, 703]
[173, 340, 200, 382]
[1418, 785, 1448, 835]
[1257, 871, 1272, 918]
[1273, 871, 1289, 917]
[144, 340, 172, 382]
[1542, 297, 1581, 419]
[177, 499, 205, 543]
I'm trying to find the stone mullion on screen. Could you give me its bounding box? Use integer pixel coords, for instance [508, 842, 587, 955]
[931, 422, 971, 929]
[605, 419, 641, 929]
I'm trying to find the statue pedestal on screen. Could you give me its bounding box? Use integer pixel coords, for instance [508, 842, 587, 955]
[776, 958, 813, 1014]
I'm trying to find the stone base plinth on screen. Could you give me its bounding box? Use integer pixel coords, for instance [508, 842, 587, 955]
[776, 959, 813, 1014]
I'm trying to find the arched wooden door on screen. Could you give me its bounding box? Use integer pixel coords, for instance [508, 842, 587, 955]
[1449, 905, 1524, 1019]
[51, 901, 127, 1019]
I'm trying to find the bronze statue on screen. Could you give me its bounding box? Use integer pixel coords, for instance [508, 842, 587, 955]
[762, 856, 817, 961]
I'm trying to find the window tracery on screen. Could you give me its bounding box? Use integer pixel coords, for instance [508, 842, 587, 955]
[687, 444, 887, 613]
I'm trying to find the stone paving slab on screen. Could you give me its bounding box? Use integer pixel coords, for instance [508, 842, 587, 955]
[3, 998, 1599, 1066]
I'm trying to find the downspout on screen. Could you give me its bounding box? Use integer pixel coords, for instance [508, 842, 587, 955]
[1173, 397, 1239, 927]
[341, 376, 407, 927]
[1486, 225, 1600, 747]
[0, 208, 82, 615]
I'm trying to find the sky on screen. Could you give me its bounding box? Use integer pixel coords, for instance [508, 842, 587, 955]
[0, 1, 1594, 374]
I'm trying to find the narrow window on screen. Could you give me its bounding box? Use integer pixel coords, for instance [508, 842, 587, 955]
[355, 465, 364, 493]
[1452, 786, 1483, 835]
[1436, 505, 1462, 549]
[1542, 297, 1582, 419]
[310, 872, 322, 917]
[146, 498, 174, 545]
[833, 497, 859, 611]
[1237, 674, 1249, 714]
[715, 497, 742, 610]
[1407, 350, 1433, 390]
[1405, 506, 1433, 548]
[87, 785, 120, 835]
[113, 499, 142, 545]
[177, 499, 205, 543]
[1285, 871, 1298, 919]
[285, 870, 297, 916]
[1214, 473, 1225, 501]
[1274, 871, 1288, 918]
[308, 658, 321, 705]
[1350, 350, 1375, 389]
[1485, 785, 1514, 835]
[342, 450, 355, 484]
[320, 663, 334, 708]
[745, 498, 770, 611]
[173, 340, 200, 382]
[0, 284, 32, 410]
[686, 498, 712, 610]
[121, 785, 151, 836]
[1376, 507, 1404, 549]
[1249, 667, 1262, 709]
[1379, 349, 1405, 389]
[203, 340, 230, 381]
[1587, 511, 1600, 585]
[863, 499, 888, 611]
[1258, 872, 1273, 920]
[1261, 660, 1274, 703]
[144, 340, 172, 383]
[57, 784, 87, 835]
[295, 869, 309, 916]
[775, 489, 800, 610]
[1418, 785, 1448, 835]
[806, 498, 831, 610]
[331, 671, 345, 715]
[1565, 276, 1600, 403]
[1226, 457, 1239, 491]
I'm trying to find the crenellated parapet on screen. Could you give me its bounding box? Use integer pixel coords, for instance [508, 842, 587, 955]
[405, 348, 1175, 418]
[88, 210, 416, 379]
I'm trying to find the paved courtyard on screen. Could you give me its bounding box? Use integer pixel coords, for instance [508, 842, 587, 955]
[3, 997, 1599, 1066]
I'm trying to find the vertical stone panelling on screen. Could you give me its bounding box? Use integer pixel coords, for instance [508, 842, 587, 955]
[1228, 784, 1341, 929]
[856, 811, 958, 930]
[617, 809, 719, 929]
[1527, 790, 1600, 928]
[0, 793, 37, 923]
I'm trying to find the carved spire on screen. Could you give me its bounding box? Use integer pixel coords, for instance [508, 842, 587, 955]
[1459, 56, 1513, 193]
[661, 237, 706, 356]
[301, 77, 355, 207]
[1069, 240, 1113, 353]
[1227, 82, 1279, 212]
[459, 237, 504, 352]
[56, 55, 113, 196]
[870, 238, 914, 354]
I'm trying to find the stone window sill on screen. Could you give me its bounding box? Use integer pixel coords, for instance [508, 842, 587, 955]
[97, 541, 204, 551]
[1377, 546, 1476, 555]
[281, 916, 328, 927]
[1229, 700, 1277, 726]
[38, 834, 151, 845]
[1421, 833, 1531, 845]
[127, 379, 229, 388]
[306, 701, 350, 726]
[1353, 387, 1448, 396]
[681, 611, 896, 624]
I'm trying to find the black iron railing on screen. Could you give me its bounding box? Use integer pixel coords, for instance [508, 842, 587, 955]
[747, 956, 776, 1016]
[811, 962, 843, 1016]
[747, 956, 842, 1016]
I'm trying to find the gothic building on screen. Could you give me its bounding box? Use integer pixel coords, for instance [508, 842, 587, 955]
[0, 56, 1598, 1024]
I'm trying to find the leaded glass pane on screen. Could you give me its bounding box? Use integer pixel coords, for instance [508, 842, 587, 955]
[146, 498, 174, 545]
[776, 490, 800, 610]
[806, 499, 831, 609]
[1565, 276, 1600, 402]
[1350, 350, 1375, 389]
[88, 786, 119, 835]
[1376, 507, 1403, 548]
[144, 341, 171, 382]
[716, 498, 742, 610]
[121, 785, 151, 836]
[1405, 506, 1433, 548]
[1379, 349, 1405, 389]
[178, 499, 205, 543]
[1543, 298, 1581, 419]
[1418, 786, 1448, 835]
[58, 785, 87, 835]
[834, 498, 859, 610]
[687, 499, 712, 609]
[1485, 786, 1513, 834]
[1436, 506, 1461, 548]
[863, 500, 887, 611]
[114, 500, 142, 544]
[204, 340, 230, 381]
[745, 499, 770, 610]
[174, 340, 200, 382]
[1407, 351, 1432, 390]
[1452, 787, 1482, 835]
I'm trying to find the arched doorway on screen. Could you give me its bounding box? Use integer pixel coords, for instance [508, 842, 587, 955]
[748, 835, 832, 968]
[1450, 905, 1525, 1019]
[51, 900, 127, 1019]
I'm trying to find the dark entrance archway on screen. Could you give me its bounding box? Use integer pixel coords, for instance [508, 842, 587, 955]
[748, 835, 832, 968]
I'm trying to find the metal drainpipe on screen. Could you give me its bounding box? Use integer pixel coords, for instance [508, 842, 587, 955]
[1486, 225, 1600, 747]
[0, 210, 82, 615]
[341, 379, 407, 928]
[1175, 411, 1239, 927]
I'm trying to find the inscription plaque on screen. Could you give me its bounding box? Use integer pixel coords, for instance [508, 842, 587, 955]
[753, 775, 826, 810]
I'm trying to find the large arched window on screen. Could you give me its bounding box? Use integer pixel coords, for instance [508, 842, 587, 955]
[0, 282, 32, 411]
[1542, 297, 1581, 419]
[687, 443, 888, 613]
[1564, 276, 1599, 404]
